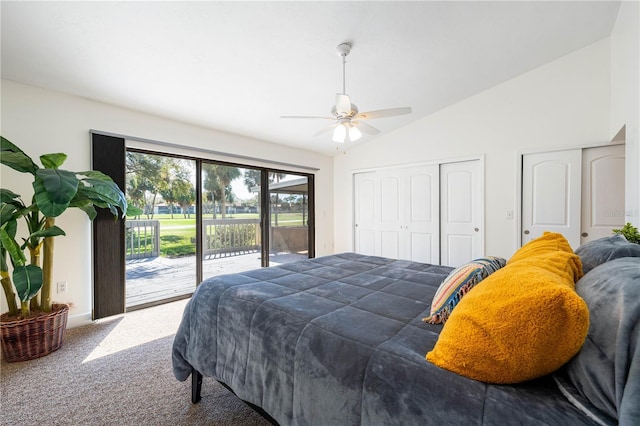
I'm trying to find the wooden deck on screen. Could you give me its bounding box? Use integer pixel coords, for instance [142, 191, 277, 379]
[125, 252, 307, 308]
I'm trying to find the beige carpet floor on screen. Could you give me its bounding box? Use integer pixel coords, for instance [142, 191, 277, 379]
[1, 299, 271, 425]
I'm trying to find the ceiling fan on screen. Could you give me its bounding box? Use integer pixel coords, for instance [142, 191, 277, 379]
[281, 43, 412, 143]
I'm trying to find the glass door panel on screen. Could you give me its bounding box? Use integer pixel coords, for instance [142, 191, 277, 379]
[201, 163, 262, 279]
[268, 173, 309, 265]
[122, 149, 315, 310]
[125, 152, 196, 308]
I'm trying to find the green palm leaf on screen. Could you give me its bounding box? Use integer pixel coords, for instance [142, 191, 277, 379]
[2, 218, 18, 240]
[77, 179, 128, 217]
[40, 153, 67, 169]
[72, 186, 116, 216]
[32, 178, 69, 218]
[13, 264, 43, 302]
[126, 205, 143, 216]
[33, 169, 80, 217]
[36, 169, 79, 204]
[0, 188, 22, 204]
[28, 226, 66, 240]
[78, 170, 111, 180]
[0, 227, 26, 266]
[68, 198, 98, 220]
[0, 137, 38, 174]
[0, 204, 18, 226]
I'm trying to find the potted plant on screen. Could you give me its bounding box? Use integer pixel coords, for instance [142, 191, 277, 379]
[613, 222, 640, 244]
[0, 136, 131, 362]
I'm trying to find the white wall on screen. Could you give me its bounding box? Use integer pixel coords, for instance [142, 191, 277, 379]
[610, 0, 640, 226]
[334, 38, 613, 259]
[3, 4, 637, 325]
[0, 80, 334, 326]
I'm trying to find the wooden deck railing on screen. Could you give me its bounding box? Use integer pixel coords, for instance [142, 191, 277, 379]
[126, 218, 262, 260]
[126, 220, 160, 259]
[203, 218, 261, 257]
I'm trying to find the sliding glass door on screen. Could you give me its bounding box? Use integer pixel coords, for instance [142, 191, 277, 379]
[121, 149, 314, 310]
[268, 173, 310, 265]
[125, 152, 197, 309]
[201, 163, 262, 280]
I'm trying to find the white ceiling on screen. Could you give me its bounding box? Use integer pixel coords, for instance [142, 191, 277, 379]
[1, 1, 621, 156]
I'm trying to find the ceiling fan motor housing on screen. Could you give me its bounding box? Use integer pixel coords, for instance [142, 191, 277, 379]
[331, 104, 358, 119]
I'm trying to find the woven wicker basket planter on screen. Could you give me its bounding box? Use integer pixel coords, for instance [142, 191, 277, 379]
[0, 303, 69, 363]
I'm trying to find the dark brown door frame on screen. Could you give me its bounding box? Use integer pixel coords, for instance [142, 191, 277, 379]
[91, 135, 316, 318]
[91, 133, 126, 320]
[307, 173, 316, 258]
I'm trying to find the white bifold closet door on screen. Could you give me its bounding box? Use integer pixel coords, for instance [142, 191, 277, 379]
[354, 160, 482, 266]
[354, 166, 440, 263]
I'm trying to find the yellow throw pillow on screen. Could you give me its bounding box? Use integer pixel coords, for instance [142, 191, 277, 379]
[426, 234, 588, 384]
[508, 231, 575, 264]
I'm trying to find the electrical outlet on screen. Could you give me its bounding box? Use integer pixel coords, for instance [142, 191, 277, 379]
[57, 281, 67, 294]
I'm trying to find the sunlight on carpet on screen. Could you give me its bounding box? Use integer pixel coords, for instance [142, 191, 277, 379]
[83, 299, 189, 363]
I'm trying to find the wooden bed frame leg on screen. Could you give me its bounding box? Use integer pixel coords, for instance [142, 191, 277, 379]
[191, 368, 203, 404]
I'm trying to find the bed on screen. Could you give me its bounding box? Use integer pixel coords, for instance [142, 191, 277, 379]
[171, 251, 628, 425]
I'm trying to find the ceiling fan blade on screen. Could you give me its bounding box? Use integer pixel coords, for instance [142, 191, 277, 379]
[313, 123, 338, 137]
[335, 94, 351, 115]
[354, 107, 412, 120]
[280, 115, 334, 119]
[352, 121, 380, 135]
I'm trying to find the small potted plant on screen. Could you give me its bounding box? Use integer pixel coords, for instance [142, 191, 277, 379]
[612, 222, 640, 244]
[0, 136, 132, 362]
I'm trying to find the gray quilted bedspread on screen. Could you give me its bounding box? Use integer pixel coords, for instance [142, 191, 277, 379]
[172, 253, 598, 425]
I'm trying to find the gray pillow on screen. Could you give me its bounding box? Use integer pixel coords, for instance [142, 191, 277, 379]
[574, 234, 640, 274]
[565, 257, 640, 425]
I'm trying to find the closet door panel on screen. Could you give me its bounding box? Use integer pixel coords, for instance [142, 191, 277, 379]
[440, 160, 482, 267]
[379, 171, 404, 258]
[444, 235, 474, 268]
[354, 172, 377, 256]
[410, 233, 433, 264]
[581, 144, 625, 244]
[406, 165, 439, 264]
[381, 231, 401, 259]
[522, 150, 581, 248]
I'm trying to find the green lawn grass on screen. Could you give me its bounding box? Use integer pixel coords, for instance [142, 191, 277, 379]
[159, 227, 196, 257]
[128, 213, 307, 257]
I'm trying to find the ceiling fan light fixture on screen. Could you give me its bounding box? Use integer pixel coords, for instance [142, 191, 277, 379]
[349, 125, 362, 141]
[332, 123, 347, 143]
[281, 42, 411, 144]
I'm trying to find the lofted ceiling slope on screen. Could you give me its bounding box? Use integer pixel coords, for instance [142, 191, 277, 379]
[0, 1, 621, 156]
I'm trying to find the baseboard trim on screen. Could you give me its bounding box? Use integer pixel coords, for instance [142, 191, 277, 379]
[67, 312, 93, 329]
